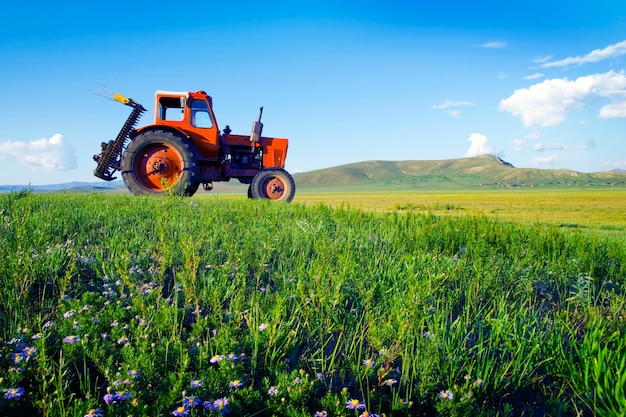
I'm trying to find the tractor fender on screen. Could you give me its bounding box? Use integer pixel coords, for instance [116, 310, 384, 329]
[131, 125, 191, 141]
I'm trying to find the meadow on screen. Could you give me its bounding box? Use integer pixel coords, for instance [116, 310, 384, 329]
[0, 190, 625, 416]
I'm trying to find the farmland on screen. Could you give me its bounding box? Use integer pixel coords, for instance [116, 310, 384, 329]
[1, 190, 625, 416]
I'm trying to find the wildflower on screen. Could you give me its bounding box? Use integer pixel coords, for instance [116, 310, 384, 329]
[128, 369, 140, 379]
[362, 358, 375, 368]
[192, 305, 202, 316]
[259, 323, 269, 331]
[113, 390, 132, 401]
[110, 320, 119, 327]
[171, 406, 189, 416]
[12, 352, 23, 364]
[100, 333, 109, 339]
[63, 310, 75, 319]
[117, 336, 129, 344]
[183, 395, 201, 407]
[226, 353, 238, 362]
[315, 412, 328, 417]
[43, 320, 54, 329]
[210, 354, 224, 363]
[229, 380, 243, 388]
[360, 412, 380, 417]
[383, 378, 397, 386]
[212, 397, 229, 414]
[103, 393, 114, 404]
[267, 386, 279, 396]
[474, 378, 484, 387]
[84, 409, 104, 417]
[63, 335, 80, 344]
[423, 331, 432, 338]
[73, 320, 82, 329]
[32, 333, 42, 340]
[346, 399, 366, 410]
[439, 390, 453, 400]
[190, 379, 203, 388]
[22, 346, 37, 360]
[4, 387, 25, 400]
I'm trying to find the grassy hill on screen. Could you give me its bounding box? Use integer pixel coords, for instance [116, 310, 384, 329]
[293, 154, 626, 191]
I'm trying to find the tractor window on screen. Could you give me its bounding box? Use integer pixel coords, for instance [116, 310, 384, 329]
[190, 100, 213, 128]
[158, 96, 185, 121]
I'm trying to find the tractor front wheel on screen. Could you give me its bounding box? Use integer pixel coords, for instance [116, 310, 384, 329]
[249, 168, 296, 202]
[121, 130, 200, 196]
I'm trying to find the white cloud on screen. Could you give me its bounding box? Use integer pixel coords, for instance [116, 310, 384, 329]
[477, 41, 508, 49]
[513, 138, 525, 152]
[432, 100, 475, 110]
[464, 133, 494, 157]
[531, 155, 558, 167]
[432, 100, 475, 118]
[605, 160, 626, 169]
[524, 73, 544, 80]
[499, 70, 626, 128]
[578, 140, 596, 150]
[532, 142, 568, 152]
[541, 40, 626, 68]
[0, 134, 77, 171]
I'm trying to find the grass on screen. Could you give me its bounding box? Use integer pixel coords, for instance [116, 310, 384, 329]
[0, 191, 625, 416]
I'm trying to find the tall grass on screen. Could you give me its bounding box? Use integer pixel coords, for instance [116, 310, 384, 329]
[0, 192, 624, 416]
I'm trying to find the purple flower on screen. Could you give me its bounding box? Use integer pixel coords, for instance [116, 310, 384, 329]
[229, 380, 243, 388]
[4, 387, 25, 400]
[190, 379, 203, 388]
[226, 353, 238, 362]
[103, 393, 114, 404]
[259, 323, 269, 331]
[212, 397, 229, 414]
[128, 369, 140, 379]
[315, 411, 328, 417]
[84, 409, 104, 417]
[113, 390, 132, 401]
[171, 406, 189, 416]
[63, 335, 79, 344]
[359, 412, 380, 417]
[439, 390, 454, 400]
[210, 354, 224, 363]
[383, 378, 397, 386]
[183, 395, 201, 407]
[362, 358, 375, 368]
[346, 399, 365, 410]
[267, 386, 279, 396]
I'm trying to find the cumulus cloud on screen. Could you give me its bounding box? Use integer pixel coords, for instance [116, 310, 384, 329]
[464, 133, 494, 157]
[0, 134, 77, 171]
[499, 70, 626, 128]
[477, 41, 508, 49]
[541, 40, 626, 68]
[432, 100, 475, 118]
[531, 156, 558, 167]
[513, 138, 525, 152]
[578, 140, 596, 150]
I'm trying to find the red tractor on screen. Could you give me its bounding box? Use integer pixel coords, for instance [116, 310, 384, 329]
[93, 90, 295, 202]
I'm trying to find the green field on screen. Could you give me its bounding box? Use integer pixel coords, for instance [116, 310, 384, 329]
[1, 191, 625, 416]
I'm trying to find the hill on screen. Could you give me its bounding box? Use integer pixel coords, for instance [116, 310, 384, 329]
[293, 154, 626, 191]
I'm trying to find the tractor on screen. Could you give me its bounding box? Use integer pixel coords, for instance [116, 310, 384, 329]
[93, 90, 295, 202]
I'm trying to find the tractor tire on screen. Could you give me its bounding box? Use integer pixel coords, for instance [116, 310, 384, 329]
[121, 129, 200, 196]
[249, 168, 296, 202]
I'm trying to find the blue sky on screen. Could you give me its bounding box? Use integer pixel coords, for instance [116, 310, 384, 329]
[1, 1, 626, 185]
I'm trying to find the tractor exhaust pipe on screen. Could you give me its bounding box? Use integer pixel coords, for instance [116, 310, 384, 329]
[250, 106, 263, 142]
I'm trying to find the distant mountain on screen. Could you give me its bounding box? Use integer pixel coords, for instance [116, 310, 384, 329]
[293, 154, 626, 190]
[0, 181, 127, 193]
[3, 155, 625, 193]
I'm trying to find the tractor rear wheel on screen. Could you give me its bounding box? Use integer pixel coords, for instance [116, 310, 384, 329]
[249, 168, 296, 202]
[121, 130, 200, 196]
